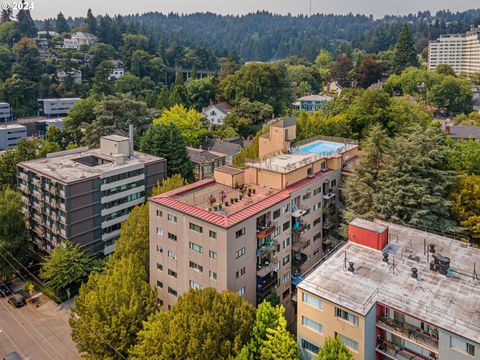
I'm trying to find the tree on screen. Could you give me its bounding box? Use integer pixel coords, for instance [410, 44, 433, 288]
[129, 288, 255, 360]
[343, 125, 388, 223]
[13, 37, 42, 82]
[185, 76, 216, 111]
[393, 24, 419, 74]
[55, 12, 70, 34]
[436, 64, 456, 77]
[140, 122, 194, 180]
[39, 242, 95, 291]
[70, 255, 156, 359]
[64, 97, 98, 129]
[287, 64, 323, 98]
[153, 104, 206, 147]
[222, 100, 274, 138]
[130, 50, 151, 78]
[0, 44, 12, 81]
[316, 336, 353, 360]
[152, 174, 188, 196]
[1, 7, 13, 23]
[430, 76, 472, 115]
[328, 54, 353, 87]
[168, 83, 190, 108]
[16, 5, 36, 37]
[90, 60, 115, 97]
[85, 8, 97, 35]
[89, 43, 115, 69]
[450, 175, 480, 243]
[315, 49, 333, 67]
[449, 139, 480, 176]
[239, 301, 299, 360]
[111, 204, 149, 272]
[114, 72, 142, 95]
[0, 189, 28, 279]
[357, 57, 384, 88]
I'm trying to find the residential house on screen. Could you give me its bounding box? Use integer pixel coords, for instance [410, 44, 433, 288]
[293, 94, 333, 112]
[187, 147, 227, 181]
[202, 102, 233, 126]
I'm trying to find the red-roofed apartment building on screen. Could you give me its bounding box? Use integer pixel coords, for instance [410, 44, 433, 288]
[149, 118, 359, 320]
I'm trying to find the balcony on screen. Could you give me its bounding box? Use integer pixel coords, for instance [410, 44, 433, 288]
[322, 218, 335, 230]
[256, 224, 276, 239]
[322, 191, 335, 200]
[292, 208, 307, 218]
[257, 259, 279, 278]
[256, 271, 278, 297]
[292, 252, 308, 268]
[256, 238, 278, 256]
[18, 172, 28, 182]
[377, 316, 439, 354]
[21, 195, 30, 205]
[291, 238, 308, 252]
[19, 183, 29, 193]
[376, 339, 436, 360]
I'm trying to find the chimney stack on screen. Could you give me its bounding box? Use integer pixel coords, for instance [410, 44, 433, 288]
[129, 124, 134, 157]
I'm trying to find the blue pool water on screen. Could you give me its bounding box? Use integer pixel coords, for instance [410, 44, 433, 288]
[298, 140, 344, 156]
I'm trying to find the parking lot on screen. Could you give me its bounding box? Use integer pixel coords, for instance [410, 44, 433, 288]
[0, 294, 80, 360]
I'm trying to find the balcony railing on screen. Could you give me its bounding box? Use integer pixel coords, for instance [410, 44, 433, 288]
[293, 252, 308, 268]
[376, 339, 436, 360]
[257, 259, 279, 278]
[256, 271, 278, 296]
[377, 316, 439, 353]
[292, 238, 309, 252]
[256, 239, 278, 256]
[256, 224, 276, 239]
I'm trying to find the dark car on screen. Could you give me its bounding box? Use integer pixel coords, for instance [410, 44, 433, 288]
[0, 284, 12, 297]
[7, 294, 25, 308]
[3, 352, 22, 360]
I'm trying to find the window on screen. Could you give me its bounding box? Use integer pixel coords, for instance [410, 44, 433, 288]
[168, 269, 177, 278]
[167, 232, 177, 241]
[189, 261, 203, 273]
[314, 187, 322, 195]
[282, 237, 290, 249]
[168, 287, 178, 297]
[282, 289, 290, 299]
[450, 335, 476, 356]
[307, 167, 313, 176]
[302, 192, 311, 200]
[156, 245, 163, 253]
[209, 270, 217, 280]
[273, 226, 281, 238]
[320, 161, 326, 170]
[282, 204, 289, 214]
[236, 267, 246, 279]
[313, 247, 321, 256]
[283, 221, 290, 231]
[273, 209, 281, 219]
[313, 232, 321, 242]
[335, 308, 359, 326]
[235, 247, 246, 259]
[189, 280, 202, 289]
[156, 209, 162, 217]
[313, 217, 321, 226]
[156, 263, 163, 271]
[167, 250, 177, 260]
[236, 228, 245, 238]
[337, 333, 358, 351]
[283, 255, 290, 266]
[331, 179, 337, 187]
[313, 202, 321, 211]
[301, 338, 319, 354]
[282, 272, 290, 283]
[189, 242, 203, 253]
[209, 230, 217, 239]
[209, 250, 217, 259]
[302, 316, 323, 334]
[156, 227, 163, 236]
[156, 280, 163, 288]
[302, 292, 324, 309]
[239, 287, 246, 296]
[189, 223, 203, 233]
[167, 214, 177, 223]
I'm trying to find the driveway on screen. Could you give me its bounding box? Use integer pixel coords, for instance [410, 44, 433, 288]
[0, 294, 80, 360]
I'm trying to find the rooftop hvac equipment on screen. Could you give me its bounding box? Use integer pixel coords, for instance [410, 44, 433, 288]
[348, 262, 354, 272]
[431, 253, 450, 276]
[411, 267, 419, 279]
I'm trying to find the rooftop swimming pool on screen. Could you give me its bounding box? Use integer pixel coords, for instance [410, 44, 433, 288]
[298, 140, 344, 156]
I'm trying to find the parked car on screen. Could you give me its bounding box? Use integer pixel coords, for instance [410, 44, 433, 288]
[3, 352, 22, 360]
[7, 294, 25, 308]
[0, 284, 13, 297]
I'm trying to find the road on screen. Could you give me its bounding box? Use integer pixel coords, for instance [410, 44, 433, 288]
[0, 295, 80, 360]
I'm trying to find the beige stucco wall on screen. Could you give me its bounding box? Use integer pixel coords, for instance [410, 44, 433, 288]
[213, 169, 245, 188]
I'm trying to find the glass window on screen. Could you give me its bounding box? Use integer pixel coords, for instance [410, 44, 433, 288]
[156, 263, 163, 271]
[156, 209, 162, 217]
[302, 316, 323, 334]
[273, 226, 281, 238]
[168, 287, 178, 297]
[189, 280, 202, 290]
[450, 335, 476, 356]
[238, 287, 246, 296]
[156, 280, 163, 288]
[331, 179, 337, 187]
[335, 308, 359, 326]
[189, 261, 203, 273]
[167, 214, 177, 223]
[282, 272, 290, 283]
[168, 269, 177, 278]
[282, 204, 290, 214]
[209, 271, 217, 280]
[337, 333, 359, 351]
[156, 227, 163, 236]
[282, 237, 290, 249]
[283, 221, 290, 231]
[273, 209, 281, 219]
[189, 242, 203, 253]
[236, 228, 245, 238]
[235, 247, 245, 259]
[209, 230, 217, 239]
[302, 292, 324, 309]
[189, 223, 203, 233]
[167, 233, 177, 241]
[209, 250, 217, 259]
[167, 250, 177, 259]
[301, 338, 319, 354]
[236, 267, 246, 279]
[283, 255, 290, 266]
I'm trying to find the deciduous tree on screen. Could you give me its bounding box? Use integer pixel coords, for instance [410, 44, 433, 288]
[316, 336, 353, 360]
[152, 174, 188, 196]
[450, 175, 480, 243]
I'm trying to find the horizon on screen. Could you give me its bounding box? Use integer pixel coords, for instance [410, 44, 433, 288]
[29, 0, 480, 20]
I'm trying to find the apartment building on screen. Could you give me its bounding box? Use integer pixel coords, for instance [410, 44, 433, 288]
[36, 118, 64, 139]
[297, 219, 480, 360]
[37, 98, 81, 117]
[428, 26, 480, 75]
[0, 124, 27, 151]
[17, 134, 166, 255]
[0, 102, 11, 121]
[149, 118, 359, 320]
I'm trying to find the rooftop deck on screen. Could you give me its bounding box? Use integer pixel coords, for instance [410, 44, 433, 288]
[298, 220, 480, 343]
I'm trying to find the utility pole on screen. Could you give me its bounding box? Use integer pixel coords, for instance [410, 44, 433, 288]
[309, 0, 312, 17]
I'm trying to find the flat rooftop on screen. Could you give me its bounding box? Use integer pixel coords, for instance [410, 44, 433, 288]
[18, 148, 162, 184]
[0, 124, 26, 130]
[298, 220, 480, 342]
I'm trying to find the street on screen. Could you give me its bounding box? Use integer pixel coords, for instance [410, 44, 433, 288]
[0, 295, 80, 360]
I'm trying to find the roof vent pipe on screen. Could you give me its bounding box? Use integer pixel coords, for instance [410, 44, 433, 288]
[411, 267, 419, 279]
[383, 253, 389, 263]
[129, 124, 134, 157]
[348, 262, 354, 272]
[429, 244, 435, 253]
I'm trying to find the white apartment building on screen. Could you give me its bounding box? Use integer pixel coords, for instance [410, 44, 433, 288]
[0, 124, 27, 151]
[38, 98, 81, 117]
[0, 102, 11, 121]
[428, 26, 480, 75]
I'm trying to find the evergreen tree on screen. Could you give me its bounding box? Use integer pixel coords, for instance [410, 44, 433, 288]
[85, 8, 97, 35]
[130, 288, 255, 360]
[140, 122, 194, 181]
[69, 255, 156, 359]
[16, 4, 36, 37]
[42, 19, 52, 32]
[55, 12, 70, 34]
[316, 336, 353, 360]
[0, 189, 28, 279]
[168, 83, 190, 108]
[13, 37, 42, 82]
[1, 8, 13, 23]
[393, 24, 418, 74]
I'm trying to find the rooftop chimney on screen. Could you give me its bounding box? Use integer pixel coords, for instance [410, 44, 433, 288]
[129, 124, 134, 157]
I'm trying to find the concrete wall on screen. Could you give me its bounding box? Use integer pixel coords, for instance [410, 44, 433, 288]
[439, 328, 480, 360]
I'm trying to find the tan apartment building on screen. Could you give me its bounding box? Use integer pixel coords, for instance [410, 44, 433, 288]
[17, 134, 166, 255]
[149, 118, 359, 319]
[297, 219, 480, 360]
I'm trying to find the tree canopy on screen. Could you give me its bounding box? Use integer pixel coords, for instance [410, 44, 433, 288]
[316, 336, 353, 360]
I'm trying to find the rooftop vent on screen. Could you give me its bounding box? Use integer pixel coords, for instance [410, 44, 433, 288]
[382, 253, 389, 263]
[348, 262, 354, 272]
[411, 267, 418, 279]
[429, 244, 436, 253]
[432, 253, 450, 276]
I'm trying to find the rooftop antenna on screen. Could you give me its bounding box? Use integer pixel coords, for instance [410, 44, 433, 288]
[389, 256, 399, 274]
[309, 0, 312, 17]
[344, 250, 347, 270]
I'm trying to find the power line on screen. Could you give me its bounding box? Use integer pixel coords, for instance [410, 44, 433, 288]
[0, 244, 128, 360]
[0, 327, 28, 360]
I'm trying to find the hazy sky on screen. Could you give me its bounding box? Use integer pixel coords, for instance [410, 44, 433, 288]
[31, 0, 479, 20]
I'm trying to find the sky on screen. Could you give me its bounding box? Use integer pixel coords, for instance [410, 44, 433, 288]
[30, 0, 480, 20]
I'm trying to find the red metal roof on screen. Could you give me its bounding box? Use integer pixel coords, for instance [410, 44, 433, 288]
[149, 169, 335, 229]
